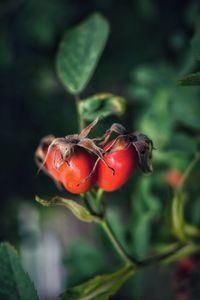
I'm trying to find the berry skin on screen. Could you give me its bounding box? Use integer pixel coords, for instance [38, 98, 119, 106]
[59, 148, 96, 194]
[44, 146, 63, 182]
[97, 140, 137, 192]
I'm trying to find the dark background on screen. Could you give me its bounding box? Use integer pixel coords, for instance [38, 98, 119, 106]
[1, 0, 200, 299]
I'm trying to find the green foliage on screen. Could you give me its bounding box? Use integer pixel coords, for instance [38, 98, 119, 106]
[130, 177, 161, 258]
[63, 240, 108, 287]
[165, 133, 197, 154]
[61, 265, 135, 300]
[57, 13, 110, 94]
[79, 93, 126, 122]
[0, 243, 38, 300]
[191, 18, 200, 60]
[2, 2, 200, 300]
[35, 196, 101, 223]
[172, 88, 200, 130]
[178, 72, 200, 85]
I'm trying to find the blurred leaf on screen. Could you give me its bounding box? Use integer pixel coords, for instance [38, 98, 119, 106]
[0, 243, 38, 300]
[172, 88, 200, 130]
[132, 65, 174, 88]
[130, 177, 161, 258]
[165, 133, 197, 154]
[133, 213, 152, 257]
[138, 88, 175, 148]
[106, 207, 127, 248]
[191, 196, 200, 226]
[79, 93, 126, 121]
[178, 72, 200, 85]
[19, 0, 71, 46]
[35, 196, 101, 223]
[191, 18, 200, 60]
[171, 192, 187, 241]
[60, 265, 135, 300]
[57, 13, 110, 94]
[129, 271, 144, 300]
[64, 240, 108, 287]
[154, 151, 189, 169]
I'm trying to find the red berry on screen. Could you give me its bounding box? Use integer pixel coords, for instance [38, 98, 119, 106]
[97, 140, 137, 192]
[166, 169, 182, 189]
[59, 148, 96, 194]
[176, 259, 194, 280]
[44, 146, 63, 182]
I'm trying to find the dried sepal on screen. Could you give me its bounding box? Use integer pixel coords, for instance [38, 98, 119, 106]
[100, 123, 127, 147]
[35, 118, 114, 181]
[35, 135, 55, 171]
[35, 135, 62, 188]
[78, 117, 100, 139]
[131, 132, 153, 173]
[99, 123, 154, 174]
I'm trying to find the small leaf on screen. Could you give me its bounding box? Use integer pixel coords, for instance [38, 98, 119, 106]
[0, 243, 38, 300]
[177, 72, 200, 85]
[35, 196, 101, 223]
[60, 265, 135, 300]
[57, 13, 110, 94]
[79, 93, 126, 121]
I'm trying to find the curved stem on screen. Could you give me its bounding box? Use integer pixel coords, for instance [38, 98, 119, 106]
[101, 219, 138, 267]
[75, 94, 84, 131]
[176, 152, 200, 193]
[171, 152, 200, 241]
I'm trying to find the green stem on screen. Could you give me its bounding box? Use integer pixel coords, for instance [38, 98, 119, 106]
[81, 193, 97, 216]
[75, 94, 84, 131]
[138, 243, 183, 267]
[81, 153, 200, 273]
[96, 188, 104, 207]
[101, 219, 138, 267]
[176, 152, 200, 193]
[171, 152, 200, 241]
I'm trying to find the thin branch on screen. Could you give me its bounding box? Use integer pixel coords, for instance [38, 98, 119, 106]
[75, 94, 84, 131]
[101, 219, 138, 267]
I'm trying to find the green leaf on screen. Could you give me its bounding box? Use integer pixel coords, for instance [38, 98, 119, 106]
[191, 19, 200, 60]
[177, 72, 200, 85]
[60, 265, 135, 300]
[35, 196, 101, 223]
[0, 243, 38, 300]
[57, 13, 110, 94]
[79, 93, 126, 121]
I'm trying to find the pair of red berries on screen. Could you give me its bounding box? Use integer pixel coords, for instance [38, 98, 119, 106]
[35, 120, 153, 194]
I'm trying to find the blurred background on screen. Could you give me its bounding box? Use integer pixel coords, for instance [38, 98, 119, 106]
[1, 0, 200, 299]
